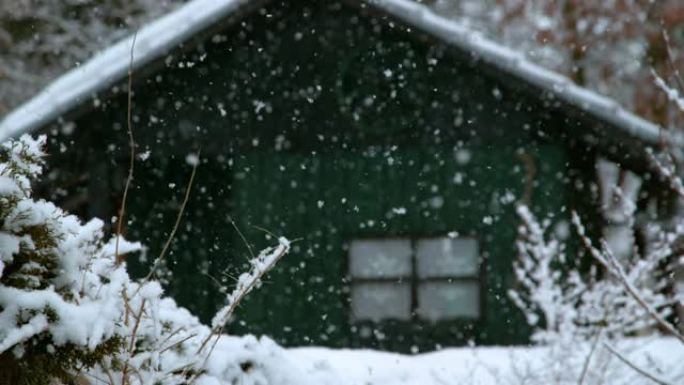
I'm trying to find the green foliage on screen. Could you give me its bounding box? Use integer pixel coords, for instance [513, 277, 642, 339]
[0, 336, 123, 385]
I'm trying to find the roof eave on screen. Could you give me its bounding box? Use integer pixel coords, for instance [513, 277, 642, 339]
[364, 0, 663, 149]
[0, 0, 669, 168]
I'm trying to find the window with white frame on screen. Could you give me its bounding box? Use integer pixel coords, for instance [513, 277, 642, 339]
[348, 236, 480, 322]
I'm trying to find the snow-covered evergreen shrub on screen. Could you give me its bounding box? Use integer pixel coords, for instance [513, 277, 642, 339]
[0, 134, 290, 385]
[0, 135, 135, 383]
[510, 204, 681, 345]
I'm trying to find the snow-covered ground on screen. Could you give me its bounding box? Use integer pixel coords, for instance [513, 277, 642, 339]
[199, 335, 683, 385]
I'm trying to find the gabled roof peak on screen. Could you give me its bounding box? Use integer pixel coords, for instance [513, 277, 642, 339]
[0, 0, 666, 155]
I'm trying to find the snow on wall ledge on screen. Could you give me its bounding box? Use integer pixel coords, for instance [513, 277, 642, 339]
[0, 0, 666, 149]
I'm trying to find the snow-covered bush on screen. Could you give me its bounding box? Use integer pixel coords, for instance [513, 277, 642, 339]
[509, 205, 582, 344]
[0, 134, 130, 383]
[0, 134, 290, 385]
[510, 203, 681, 345]
[508, 67, 684, 385]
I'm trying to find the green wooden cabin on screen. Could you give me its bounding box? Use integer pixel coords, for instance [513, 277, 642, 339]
[0, 0, 666, 352]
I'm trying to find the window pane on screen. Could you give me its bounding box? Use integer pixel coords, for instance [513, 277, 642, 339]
[349, 239, 412, 278]
[417, 281, 479, 320]
[351, 282, 411, 321]
[416, 237, 478, 278]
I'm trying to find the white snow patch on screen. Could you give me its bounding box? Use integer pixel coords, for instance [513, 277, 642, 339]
[138, 150, 151, 161]
[197, 336, 683, 385]
[185, 152, 200, 166]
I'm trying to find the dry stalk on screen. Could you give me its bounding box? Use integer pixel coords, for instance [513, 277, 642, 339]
[180, 240, 289, 384]
[603, 342, 671, 385]
[577, 330, 602, 385]
[198, 241, 289, 353]
[143, 153, 200, 282]
[115, 31, 138, 266]
[121, 298, 146, 385]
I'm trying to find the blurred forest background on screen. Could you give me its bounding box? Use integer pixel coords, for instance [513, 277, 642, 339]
[3, 0, 684, 128]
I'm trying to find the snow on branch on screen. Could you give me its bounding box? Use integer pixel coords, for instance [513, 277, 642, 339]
[0, 134, 292, 385]
[652, 69, 684, 113]
[646, 148, 684, 198]
[200, 238, 290, 351]
[511, 202, 682, 345]
[510, 204, 583, 344]
[210, 237, 290, 330]
[572, 211, 684, 345]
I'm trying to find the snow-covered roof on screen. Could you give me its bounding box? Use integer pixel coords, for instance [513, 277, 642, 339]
[370, 0, 664, 146]
[0, 0, 253, 141]
[0, 0, 665, 150]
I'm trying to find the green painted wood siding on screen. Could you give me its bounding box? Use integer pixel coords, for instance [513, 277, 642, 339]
[227, 144, 569, 350]
[40, 1, 601, 352]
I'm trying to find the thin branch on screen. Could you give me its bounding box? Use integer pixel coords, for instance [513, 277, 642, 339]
[662, 30, 684, 95]
[181, 238, 290, 384]
[97, 364, 116, 385]
[578, 330, 602, 385]
[121, 298, 146, 385]
[159, 333, 197, 354]
[155, 326, 184, 349]
[143, 153, 199, 282]
[203, 270, 230, 292]
[572, 211, 684, 345]
[652, 69, 684, 114]
[197, 238, 290, 353]
[115, 31, 138, 265]
[603, 342, 671, 385]
[229, 215, 256, 260]
[517, 152, 537, 206]
[601, 240, 684, 344]
[252, 224, 279, 240]
[646, 149, 684, 199]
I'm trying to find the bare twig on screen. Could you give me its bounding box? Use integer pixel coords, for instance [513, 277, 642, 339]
[99, 365, 116, 385]
[603, 342, 671, 385]
[115, 31, 138, 265]
[229, 215, 256, 260]
[180, 238, 289, 384]
[197, 238, 290, 353]
[578, 330, 602, 385]
[121, 298, 146, 385]
[203, 270, 229, 292]
[252, 225, 280, 240]
[646, 149, 684, 199]
[662, 30, 684, 95]
[143, 153, 200, 281]
[155, 326, 184, 349]
[601, 241, 684, 344]
[159, 333, 197, 354]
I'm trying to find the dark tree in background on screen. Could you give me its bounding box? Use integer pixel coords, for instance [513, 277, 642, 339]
[0, 0, 183, 114]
